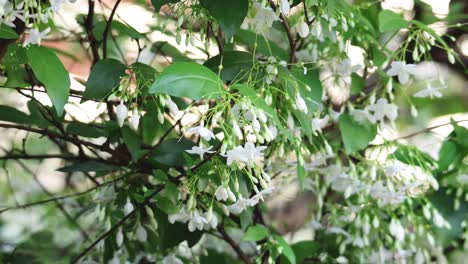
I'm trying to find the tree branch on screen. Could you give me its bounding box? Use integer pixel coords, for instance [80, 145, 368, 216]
[85, 0, 100, 64]
[217, 224, 252, 264]
[102, 0, 122, 59]
[268, 0, 296, 66]
[0, 123, 115, 155]
[71, 184, 165, 263]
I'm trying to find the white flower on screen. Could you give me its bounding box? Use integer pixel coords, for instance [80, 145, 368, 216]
[162, 254, 184, 264]
[384, 161, 406, 177]
[168, 211, 190, 224]
[296, 20, 310, 38]
[432, 210, 450, 228]
[413, 83, 444, 98]
[279, 0, 290, 16]
[243, 142, 267, 167]
[166, 98, 179, 117]
[136, 224, 147, 242]
[252, 3, 280, 32]
[188, 211, 207, 232]
[116, 227, 124, 247]
[214, 185, 229, 201]
[228, 197, 250, 214]
[366, 98, 398, 122]
[225, 146, 248, 166]
[186, 145, 214, 159]
[203, 210, 218, 229]
[124, 197, 134, 215]
[250, 187, 274, 205]
[350, 109, 375, 124]
[187, 125, 215, 141]
[130, 109, 140, 131]
[225, 142, 266, 167]
[389, 219, 405, 241]
[295, 94, 308, 113]
[311, 116, 329, 133]
[115, 101, 128, 127]
[386, 61, 416, 84]
[23, 27, 51, 46]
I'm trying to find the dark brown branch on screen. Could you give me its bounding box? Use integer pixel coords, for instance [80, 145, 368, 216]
[268, 0, 296, 66]
[71, 185, 165, 263]
[217, 224, 252, 264]
[0, 123, 115, 155]
[85, 0, 100, 64]
[102, 0, 122, 59]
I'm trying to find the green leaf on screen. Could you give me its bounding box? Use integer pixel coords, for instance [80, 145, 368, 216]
[150, 138, 194, 166]
[83, 59, 126, 100]
[149, 62, 223, 100]
[0, 24, 19, 39]
[290, 241, 318, 264]
[27, 45, 70, 116]
[92, 21, 143, 41]
[276, 235, 296, 264]
[151, 41, 192, 62]
[291, 68, 323, 113]
[339, 113, 377, 154]
[350, 73, 365, 95]
[204, 51, 254, 82]
[66, 122, 108, 138]
[122, 126, 141, 161]
[235, 30, 289, 61]
[378, 10, 409, 32]
[58, 161, 118, 173]
[429, 188, 468, 246]
[0, 105, 32, 125]
[243, 225, 269, 241]
[200, 0, 248, 41]
[154, 208, 203, 250]
[438, 140, 463, 172]
[132, 62, 157, 94]
[151, 0, 179, 11]
[3, 44, 29, 87]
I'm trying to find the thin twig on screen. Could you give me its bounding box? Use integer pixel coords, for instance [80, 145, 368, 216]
[85, 0, 100, 64]
[394, 119, 468, 140]
[71, 185, 165, 263]
[217, 224, 252, 264]
[268, 0, 296, 66]
[102, 0, 122, 59]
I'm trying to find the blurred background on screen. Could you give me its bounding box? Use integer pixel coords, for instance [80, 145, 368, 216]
[0, 0, 466, 262]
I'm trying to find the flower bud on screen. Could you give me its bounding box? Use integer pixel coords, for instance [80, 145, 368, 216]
[115, 101, 128, 127]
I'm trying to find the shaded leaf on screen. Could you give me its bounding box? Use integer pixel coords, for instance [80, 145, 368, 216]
[83, 59, 126, 100]
[339, 113, 377, 154]
[200, 0, 248, 40]
[27, 45, 70, 116]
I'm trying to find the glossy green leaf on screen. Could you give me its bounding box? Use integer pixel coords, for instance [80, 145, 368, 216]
[243, 225, 269, 241]
[200, 0, 248, 41]
[350, 73, 365, 95]
[339, 113, 377, 154]
[150, 138, 194, 166]
[27, 45, 70, 116]
[58, 161, 118, 173]
[92, 21, 143, 41]
[276, 235, 296, 264]
[149, 62, 223, 100]
[122, 126, 141, 161]
[0, 24, 18, 39]
[378, 10, 409, 32]
[0, 105, 32, 125]
[66, 122, 108, 138]
[204, 51, 254, 82]
[83, 59, 126, 100]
